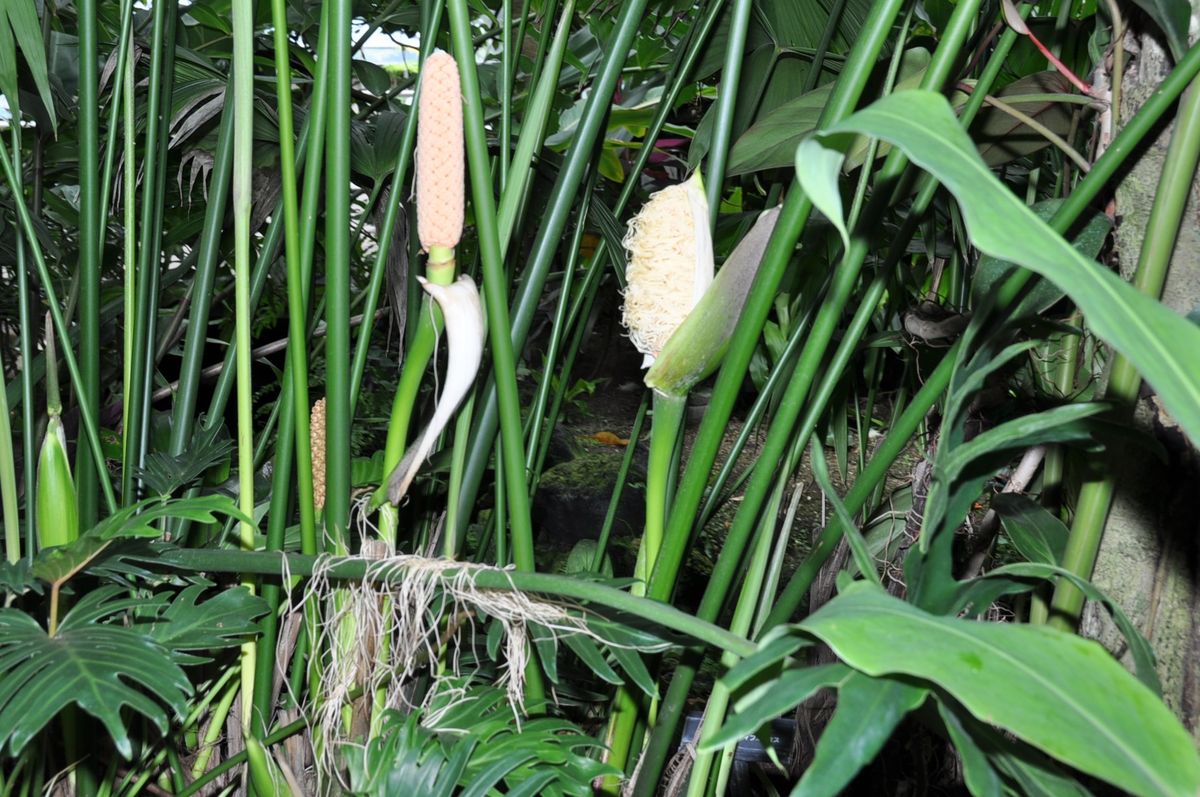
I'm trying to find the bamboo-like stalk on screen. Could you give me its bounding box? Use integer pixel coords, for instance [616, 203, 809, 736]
[1048, 80, 1200, 630]
[121, 36, 136, 485]
[76, 0, 100, 530]
[444, 6, 538, 571]
[703, 0, 753, 226]
[453, 0, 650, 524]
[123, 0, 179, 504]
[0, 346, 18, 563]
[271, 0, 318, 566]
[230, 0, 258, 735]
[324, 0, 353, 555]
[95, 0, 136, 250]
[168, 92, 234, 460]
[9, 126, 36, 559]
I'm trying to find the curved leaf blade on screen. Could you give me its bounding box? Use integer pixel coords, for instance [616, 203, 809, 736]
[794, 673, 927, 797]
[796, 90, 1200, 448]
[799, 583, 1200, 797]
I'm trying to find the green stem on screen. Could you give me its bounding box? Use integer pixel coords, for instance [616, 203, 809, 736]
[447, 0, 536, 572]
[592, 394, 649, 572]
[231, 0, 258, 734]
[271, 0, 317, 566]
[124, 0, 178, 504]
[12, 126, 35, 559]
[703, 0, 753, 226]
[638, 393, 687, 591]
[0, 347, 17, 562]
[168, 89, 234, 460]
[454, 0, 651, 525]
[76, 0, 100, 530]
[1048, 80, 1200, 630]
[325, 0, 353, 554]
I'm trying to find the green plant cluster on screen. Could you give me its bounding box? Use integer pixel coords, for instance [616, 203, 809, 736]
[2, 0, 1200, 794]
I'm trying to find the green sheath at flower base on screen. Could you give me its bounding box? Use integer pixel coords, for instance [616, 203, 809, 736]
[621, 172, 713, 369]
[37, 416, 78, 551]
[644, 206, 781, 396]
[36, 315, 77, 550]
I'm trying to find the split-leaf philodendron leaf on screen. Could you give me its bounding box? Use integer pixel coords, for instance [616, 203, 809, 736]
[795, 89, 1200, 449]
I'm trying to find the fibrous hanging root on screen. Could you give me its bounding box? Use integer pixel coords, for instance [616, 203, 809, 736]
[288, 552, 627, 783]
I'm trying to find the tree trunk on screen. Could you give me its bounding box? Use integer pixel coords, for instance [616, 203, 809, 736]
[1082, 18, 1200, 741]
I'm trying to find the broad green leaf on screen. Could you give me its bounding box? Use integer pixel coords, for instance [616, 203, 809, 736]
[794, 673, 927, 797]
[0, 609, 190, 758]
[949, 706, 1095, 797]
[146, 584, 269, 664]
[0, 558, 39, 596]
[88, 494, 252, 541]
[725, 40, 916, 177]
[58, 585, 169, 629]
[991, 494, 1068, 565]
[972, 72, 1075, 168]
[957, 563, 1160, 695]
[0, 15, 16, 119]
[608, 642, 658, 698]
[799, 582, 1200, 797]
[134, 424, 234, 496]
[561, 635, 622, 685]
[704, 663, 852, 749]
[972, 199, 1112, 316]
[796, 90, 1200, 449]
[717, 626, 811, 694]
[1, 0, 56, 130]
[937, 702, 1002, 797]
[31, 535, 111, 586]
[727, 82, 834, 176]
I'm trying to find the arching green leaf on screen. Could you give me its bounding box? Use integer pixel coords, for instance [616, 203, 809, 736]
[797, 89, 1200, 449]
[799, 583, 1200, 797]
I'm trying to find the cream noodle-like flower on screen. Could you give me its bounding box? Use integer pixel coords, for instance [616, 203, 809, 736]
[621, 172, 713, 368]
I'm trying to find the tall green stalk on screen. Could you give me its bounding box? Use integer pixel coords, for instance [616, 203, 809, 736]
[454, 0, 650, 524]
[325, 0, 353, 554]
[123, 0, 179, 503]
[704, 0, 753, 225]
[446, 0, 536, 572]
[10, 126, 36, 558]
[76, 0, 100, 529]
[168, 93, 234, 459]
[271, 0, 318, 563]
[0, 346, 17, 563]
[230, 0, 258, 734]
[1048, 80, 1200, 629]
